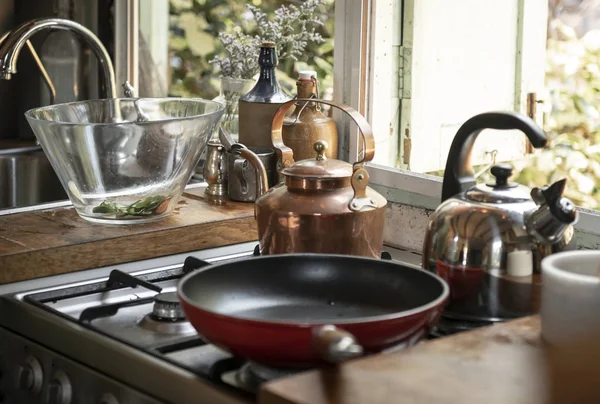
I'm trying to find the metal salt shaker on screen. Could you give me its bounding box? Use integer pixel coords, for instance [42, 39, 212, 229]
[203, 141, 227, 196]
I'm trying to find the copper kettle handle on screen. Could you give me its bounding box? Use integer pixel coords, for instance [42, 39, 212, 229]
[271, 98, 376, 210]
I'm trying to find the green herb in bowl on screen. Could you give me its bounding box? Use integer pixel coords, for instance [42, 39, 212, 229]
[92, 195, 171, 218]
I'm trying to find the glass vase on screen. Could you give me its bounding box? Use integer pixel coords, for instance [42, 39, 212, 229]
[213, 77, 256, 141]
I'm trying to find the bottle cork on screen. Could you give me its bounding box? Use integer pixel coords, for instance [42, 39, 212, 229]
[299, 70, 317, 80]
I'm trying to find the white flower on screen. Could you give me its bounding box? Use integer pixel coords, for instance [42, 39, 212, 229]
[583, 29, 600, 52]
[210, 0, 325, 79]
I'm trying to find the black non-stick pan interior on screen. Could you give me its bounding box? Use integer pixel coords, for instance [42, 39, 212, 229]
[179, 254, 446, 324]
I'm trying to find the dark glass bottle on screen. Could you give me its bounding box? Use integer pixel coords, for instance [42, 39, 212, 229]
[238, 42, 292, 149]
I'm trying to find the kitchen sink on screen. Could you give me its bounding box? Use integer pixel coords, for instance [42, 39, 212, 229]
[0, 149, 67, 210]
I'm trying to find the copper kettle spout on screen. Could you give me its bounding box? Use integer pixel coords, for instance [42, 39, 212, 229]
[527, 179, 578, 243]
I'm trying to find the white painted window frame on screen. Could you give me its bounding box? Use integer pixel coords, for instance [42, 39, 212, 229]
[114, 0, 140, 95]
[332, 0, 600, 242]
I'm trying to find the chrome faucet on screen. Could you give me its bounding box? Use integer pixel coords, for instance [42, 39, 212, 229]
[0, 31, 56, 105]
[0, 17, 117, 98]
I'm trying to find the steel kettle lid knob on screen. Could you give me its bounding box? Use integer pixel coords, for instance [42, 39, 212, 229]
[488, 164, 517, 189]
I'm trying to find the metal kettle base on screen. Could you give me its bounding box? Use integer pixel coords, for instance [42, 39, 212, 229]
[441, 311, 531, 324]
[433, 310, 535, 337]
[433, 267, 541, 324]
[430, 316, 494, 337]
[443, 301, 539, 324]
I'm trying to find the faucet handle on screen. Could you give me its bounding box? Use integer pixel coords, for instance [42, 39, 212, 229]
[122, 81, 135, 97]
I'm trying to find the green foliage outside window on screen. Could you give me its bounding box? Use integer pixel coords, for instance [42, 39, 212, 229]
[494, 20, 600, 209]
[168, 0, 335, 100]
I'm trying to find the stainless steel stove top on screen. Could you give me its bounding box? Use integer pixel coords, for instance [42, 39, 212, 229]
[0, 242, 258, 404]
[0, 242, 468, 404]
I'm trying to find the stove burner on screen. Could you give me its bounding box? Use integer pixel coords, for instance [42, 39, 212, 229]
[153, 292, 185, 320]
[137, 314, 196, 335]
[137, 292, 197, 335]
[222, 362, 304, 393]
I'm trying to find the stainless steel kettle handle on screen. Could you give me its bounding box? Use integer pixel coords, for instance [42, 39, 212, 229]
[271, 99, 376, 211]
[441, 112, 547, 202]
[238, 148, 269, 204]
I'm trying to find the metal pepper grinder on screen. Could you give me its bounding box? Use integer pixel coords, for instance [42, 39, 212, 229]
[203, 141, 227, 196]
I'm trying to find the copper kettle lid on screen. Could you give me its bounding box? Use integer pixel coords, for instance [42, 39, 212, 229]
[282, 141, 352, 189]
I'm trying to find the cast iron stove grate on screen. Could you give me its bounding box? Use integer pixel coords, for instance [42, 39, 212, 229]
[20, 258, 254, 386]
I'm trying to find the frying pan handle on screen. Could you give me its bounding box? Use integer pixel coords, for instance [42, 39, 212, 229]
[312, 325, 364, 363]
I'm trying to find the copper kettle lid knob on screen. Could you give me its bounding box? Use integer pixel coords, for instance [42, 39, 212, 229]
[314, 140, 328, 161]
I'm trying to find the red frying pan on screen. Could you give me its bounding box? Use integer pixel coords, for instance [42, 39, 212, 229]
[178, 254, 448, 368]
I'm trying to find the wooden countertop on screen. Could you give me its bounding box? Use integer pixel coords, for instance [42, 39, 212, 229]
[0, 187, 257, 284]
[261, 316, 548, 404]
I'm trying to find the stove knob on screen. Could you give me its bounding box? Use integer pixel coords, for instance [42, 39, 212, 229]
[46, 371, 71, 404]
[99, 393, 119, 404]
[17, 356, 43, 394]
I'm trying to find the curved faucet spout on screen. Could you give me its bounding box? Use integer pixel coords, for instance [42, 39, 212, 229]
[0, 31, 56, 104]
[0, 17, 117, 98]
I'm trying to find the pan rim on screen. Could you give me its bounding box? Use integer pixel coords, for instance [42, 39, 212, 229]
[177, 253, 449, 326]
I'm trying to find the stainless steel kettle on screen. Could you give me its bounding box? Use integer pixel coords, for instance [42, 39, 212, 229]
[422, 112, 578, 323]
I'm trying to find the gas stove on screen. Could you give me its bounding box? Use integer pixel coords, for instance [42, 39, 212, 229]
[0, 242, 485, 403]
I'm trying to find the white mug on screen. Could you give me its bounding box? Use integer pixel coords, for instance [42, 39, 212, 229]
[541, 250, 600, 346]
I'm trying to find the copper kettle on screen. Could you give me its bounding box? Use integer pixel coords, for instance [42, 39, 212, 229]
[245, 99, 387, 258]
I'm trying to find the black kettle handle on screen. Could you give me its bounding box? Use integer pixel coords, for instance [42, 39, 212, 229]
[441, 112, 547, 202]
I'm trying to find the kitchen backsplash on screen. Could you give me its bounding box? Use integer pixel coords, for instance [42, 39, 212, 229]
[383, 201, 600, 252]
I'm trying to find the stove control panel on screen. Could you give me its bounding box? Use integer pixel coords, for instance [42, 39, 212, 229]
[0, 326, 162, 404]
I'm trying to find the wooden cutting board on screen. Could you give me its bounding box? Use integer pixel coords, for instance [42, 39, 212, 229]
[0, 187, 257, 284]
[260, 316, 548, 404]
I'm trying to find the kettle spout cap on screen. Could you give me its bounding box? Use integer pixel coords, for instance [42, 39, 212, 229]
[543, 178, 567, 201]
[528, 178, 578, 243]
[532, 178, 577, 224]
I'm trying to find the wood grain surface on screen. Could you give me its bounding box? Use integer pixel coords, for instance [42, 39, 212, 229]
[0, 187, 257, 284]
[260, 316, 548, 404]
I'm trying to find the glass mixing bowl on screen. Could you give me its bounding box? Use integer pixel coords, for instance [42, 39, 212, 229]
[25, 98, 224, 224]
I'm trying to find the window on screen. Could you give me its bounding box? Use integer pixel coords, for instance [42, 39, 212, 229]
[155, 0, 335, 102]
[131, 0, 600, 244]
[354, 0, 546, 172]
[340, 0, 600, 244]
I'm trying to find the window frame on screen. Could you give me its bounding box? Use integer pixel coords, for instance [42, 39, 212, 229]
[332, 0, 600, 243]
[115, 0, 140, 95]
